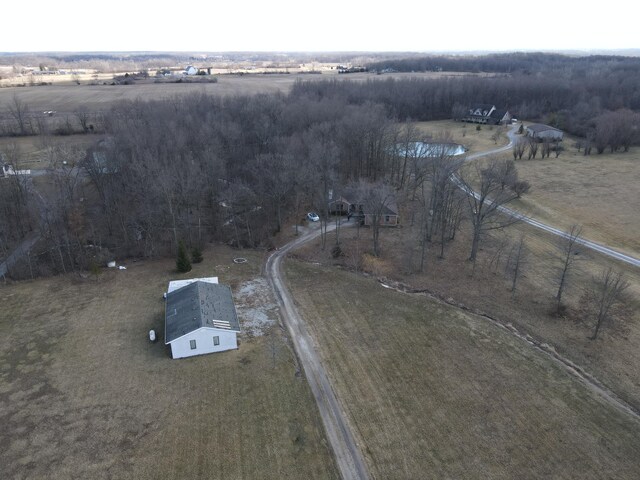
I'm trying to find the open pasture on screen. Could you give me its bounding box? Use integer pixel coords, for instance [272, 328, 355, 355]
[0, 246, 338, 480]
[285, 259, 640, 479]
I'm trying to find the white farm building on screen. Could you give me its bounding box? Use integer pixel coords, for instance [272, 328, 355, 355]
[164, 278, 240, 359]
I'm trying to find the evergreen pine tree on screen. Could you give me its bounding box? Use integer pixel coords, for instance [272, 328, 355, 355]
[176, 240, 192, 273]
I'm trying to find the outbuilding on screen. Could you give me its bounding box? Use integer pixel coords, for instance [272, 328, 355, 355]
[164, 279, 240, 359]
[526, 124, 564, 141]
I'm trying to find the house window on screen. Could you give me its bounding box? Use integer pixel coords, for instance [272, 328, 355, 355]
[190, 340, 197, 350]
[385, 215, 390, 222]
[213, 336, 220, 346]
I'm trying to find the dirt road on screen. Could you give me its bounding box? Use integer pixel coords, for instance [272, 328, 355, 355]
[266, 223, 370, 480]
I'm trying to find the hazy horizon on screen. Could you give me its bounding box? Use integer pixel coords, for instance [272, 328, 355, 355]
[4, 0, 638, 53]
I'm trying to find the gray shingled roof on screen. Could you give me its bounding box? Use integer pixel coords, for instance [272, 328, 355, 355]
[490, 109, 508, 120]
[526, 123, 562, 133]
[165, 281, 240, 344]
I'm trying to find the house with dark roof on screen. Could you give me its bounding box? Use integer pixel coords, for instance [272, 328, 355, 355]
[164, 279, 240, 359]
[461, 104, 512, 125]
[328, 189, 399, 227]
[525, 124, 564, 141]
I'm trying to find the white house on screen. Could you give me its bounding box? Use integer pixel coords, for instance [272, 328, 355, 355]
[164, 279, 240, 359]
[461, 104, 512, 125]
[184, 66, 198, 75]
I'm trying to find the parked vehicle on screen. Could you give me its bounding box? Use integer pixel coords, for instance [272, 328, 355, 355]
[306, 212, 320, 222]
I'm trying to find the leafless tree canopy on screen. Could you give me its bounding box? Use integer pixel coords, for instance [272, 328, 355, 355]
[582, 268, 630, 340]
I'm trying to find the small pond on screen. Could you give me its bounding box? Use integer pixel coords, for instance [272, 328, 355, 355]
[393, 142, 467, 157]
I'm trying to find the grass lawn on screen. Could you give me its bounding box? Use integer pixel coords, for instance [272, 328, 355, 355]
[0, 246, 338, 480]
[415, 119, 510, 156]
[285, 259, 640, 479]
[509, 136, 640, 257]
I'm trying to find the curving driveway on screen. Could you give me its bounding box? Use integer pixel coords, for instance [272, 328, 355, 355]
[461, 126, 640, 268]
[266, 223, 370, 480]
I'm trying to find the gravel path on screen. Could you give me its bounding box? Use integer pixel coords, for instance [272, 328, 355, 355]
[266, 223, 370, 480]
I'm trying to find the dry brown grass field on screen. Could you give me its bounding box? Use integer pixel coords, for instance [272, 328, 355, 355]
[285, 259, 640, 479]
[296, 214, 640, 405]
[0, 134, 100, 169]
[0, 71, 487, 113]
[0, 245, 338, 480]
[508, 134, 640, 257]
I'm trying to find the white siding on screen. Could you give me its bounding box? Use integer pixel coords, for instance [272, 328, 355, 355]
[169, 327, 237, 359]
[168, 277, 218, 293]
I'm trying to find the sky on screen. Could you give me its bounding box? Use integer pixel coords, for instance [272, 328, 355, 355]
[3, 0, 638, 53]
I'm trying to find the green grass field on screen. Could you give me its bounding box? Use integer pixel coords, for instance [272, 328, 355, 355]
[285, 259, 640, 479]
[0, 247, 338, 480]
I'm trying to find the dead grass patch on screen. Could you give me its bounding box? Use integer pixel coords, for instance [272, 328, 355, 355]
[285, 259, 640, 479]
[295, 213, 640, 411]
[0, 244, 338, 480]
[509, 137, 640, 256]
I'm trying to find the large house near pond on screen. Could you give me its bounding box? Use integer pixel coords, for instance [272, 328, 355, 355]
[461, 104, 512, 125]
[164, 277, 240, 359]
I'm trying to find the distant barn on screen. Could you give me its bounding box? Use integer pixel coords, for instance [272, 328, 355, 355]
[526, 124, 564, 141]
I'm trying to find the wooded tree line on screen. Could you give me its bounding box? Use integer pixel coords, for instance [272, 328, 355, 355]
[0, 92, 405, 276]
[368, 52, 640, 76]
[291, 63, 640, 142]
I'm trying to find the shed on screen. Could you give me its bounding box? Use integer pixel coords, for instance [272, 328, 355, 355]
[164, 280, 240, 359]
[526, 124, 564, 141]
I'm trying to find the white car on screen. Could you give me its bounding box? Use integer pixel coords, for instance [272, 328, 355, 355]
[306, 212, 320, 222]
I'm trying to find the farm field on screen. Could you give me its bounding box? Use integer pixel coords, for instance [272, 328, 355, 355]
[284, 259, 640, 479]
[509, 138, 640, 257]
[0, 71, 487, 113]
[0, 246, 338, 480]
[0, 134, 100, 169]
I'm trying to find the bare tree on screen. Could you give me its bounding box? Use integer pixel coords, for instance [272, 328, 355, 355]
[541, 138, 551, 158]
[457, 158, 525, 264]
[513, 138, 527, 160]
[75, 106, 92, 133]
[8, 94, 31, 136]
[583, 268, 630, 340]
[506, 235, 527, 294]
[555, 225, 583, 314]
[527, 137, 539, 159]
[358, 180, 395, 257]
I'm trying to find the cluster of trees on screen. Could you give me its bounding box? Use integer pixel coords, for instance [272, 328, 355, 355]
[1, 96, 102, 137]
[368, 52, 640, 76]
[292, 55, 640, 143]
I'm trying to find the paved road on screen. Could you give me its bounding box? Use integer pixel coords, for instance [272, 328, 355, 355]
[266, 223, 370, 480]
[460, 126, 640, 268]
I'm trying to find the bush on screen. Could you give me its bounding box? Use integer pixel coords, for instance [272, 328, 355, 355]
[191, 246, 203, 263]
[176, 240, 192, 273]
[476, 124, 481, 131]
